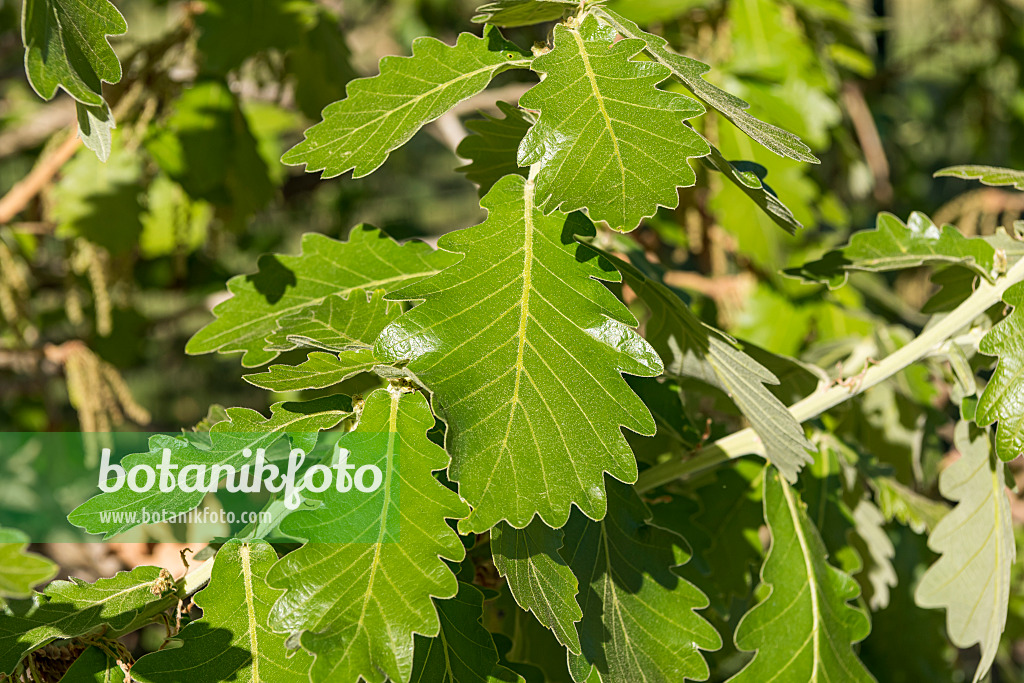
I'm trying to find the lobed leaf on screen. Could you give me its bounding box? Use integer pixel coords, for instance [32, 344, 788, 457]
[519, 15, 709, 231]
[133, 541, 312, 683]
[283, 26, 531, 178]
[264, 289, 402, 354]
[915, 421, 1014, 683]
[187, 226, 455, 367]
[595, 8, 818, 164]
[702, 145, 802, 234]
[561, 480, 721, 683]
[976, 282, 1024, 461]
[267, 388, 469, 683]
[935, 164, 1024, 191]
[472, 0, 580, 27]
[411, 582, 525, 683]
[375, 173, 661, 532]
[244, 349, 377, 392]
[0, 529, 58, 601]
[457, 101, 532, 197]
[728, 468, 875, 683]
[491, 521, 582, 653]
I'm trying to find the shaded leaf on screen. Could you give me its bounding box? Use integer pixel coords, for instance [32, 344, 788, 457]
[267, 389, 469, 683]
[976, 282, 1024, 461]
[850, 500, 897, 611]
[457, 101, 532, 197]
[472, 0, 578, 27]
[283, 26, 530, 178]
[375, 173, 661, 532]
[595, 8, 817, 164]
[133, 540, 312, 683]
[491, 521, 582, 653]
[915, 421, 1014, 683]
[76, 101, 115, 162]
[561, 480, 720, 683]
[187, 226, 455, 367]
[244, 349, 377, 392]
[728, 468, 874, 683]
[519, 15, 709, 231]
[59, 644, 125, 682]
[869, 475, 948, 535]
[935, 165, 1024, 191]
[196, 0, 308, 75]
[0, 529, 57, 600]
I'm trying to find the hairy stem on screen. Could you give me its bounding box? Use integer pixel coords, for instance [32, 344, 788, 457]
[636, 255, 1024, 492]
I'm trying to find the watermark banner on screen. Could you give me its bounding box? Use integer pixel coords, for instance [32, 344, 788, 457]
[0, 431, 399, 544]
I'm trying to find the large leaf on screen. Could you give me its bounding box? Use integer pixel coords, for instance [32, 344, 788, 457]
[0, 529, 57, 600]
[491, 521, 582, 653]
[561, 480, 720, 683]
[21, 0, 126, 106]
[976, 282, 1024, 461]
[518, 15, 709, 231]
[411, 582, 525, 683]
[267, 388, 470, 683]
[915, 421, 1014, 683]
[472, 0, 578, 27]
[728, 468, 875, 683]
[68, 396, 352, 537]
[605, 254, 813, 482]
[375, 173, 661, 532]
[0, 566, 179, 675]
[282, 26, 530, 178]
[264, 289, 401, 354]
[788, 212, 997, 289]
[133, 540, 312, 683]
[244, 349, 377, 392]
[935, 164, 1024, 191]
[595, 8, 817, 164]
[187, 226, 455, 367]
[457, 101, 532, 197]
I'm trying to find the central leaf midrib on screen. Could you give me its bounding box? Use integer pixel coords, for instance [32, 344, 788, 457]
[781, 476, 821, 680]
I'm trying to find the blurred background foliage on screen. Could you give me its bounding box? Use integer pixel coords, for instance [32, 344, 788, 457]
[2, 0, 1024, 678]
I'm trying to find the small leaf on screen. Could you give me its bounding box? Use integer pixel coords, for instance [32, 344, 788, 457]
[76, 101, 115, 162]
[375, 173, 661, 532]
[244, 349, 377, 392]
[702, 145, 802, 234]
[787, 212, 996, 288]
[264, 289, 401, 354]
[187, 226, 455, 367]
[283, 26, 531, 178]
[472, 0, 578, 27]
[68, 396, 352, 537]
[0, 566, 178, 676]
[976, 282, 1024, 461]
[519, 15, 709, 231]
[58, 644, 126, 682]
[491, 521, 582, 653]
[869, 476, 948, 534]
[0, 529, 57, 600]
[267, 389, 469, 683]
[915, 421, 1014, 683]
[935, 165, 1024, 191]
[21, 0, 126, 106]
[728, 468, 875, 683]
[596, 8, 817, 164]
[412, 582, 525, 683]
[133, 540, 312, 683]
[562, 480, 721, 683]
[457, 101, 532, 196]
[850, 500, 897, 611]
[605, 253, 814, 482]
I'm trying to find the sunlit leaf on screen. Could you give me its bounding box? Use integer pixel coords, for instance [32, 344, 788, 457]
[935, 165, 1024, 191]
[976, 282, 1024, 461]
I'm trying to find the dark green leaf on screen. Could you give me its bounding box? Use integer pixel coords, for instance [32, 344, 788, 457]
[457, 101, 532, 197]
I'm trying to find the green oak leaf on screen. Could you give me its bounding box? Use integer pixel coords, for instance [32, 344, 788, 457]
[869, 475, 948, 534]
[76, 101, 115, 162]
[195, 0, 307, 76]
[21, 0, 126, 106]
[374, 173, 661, 532]
[457, 101, 532, 196]
[187, 226, 455, 367]
[282, 26, 531, 178]
[976, 282, 1024, 461]
[0, 566, 179, 676]
[518, 15, 709, 231]
[561, 480, 720, 683]
[412, 582, 525, 683]
[68, 395, 352, 537]
[132, 540, 312, 683]
[244, 349, 377, 392]
[267, 388, 469, 683]
[491, 521, 582, 653]
[605, 253, 813, 483]
[58, 644, 126, 682]
[915, 421, 1014, 683]
[703, 145, 802, 234]
[728, 468, 875, 683]
[472, 0, 579, 27]
[264, 289, 401, 354]
[595, 8, 817, 164]
[935, 164, 1024, 191]
[0, 529, 57, 600]
[787, 212, 997, 289]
